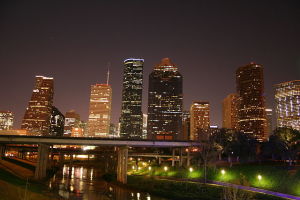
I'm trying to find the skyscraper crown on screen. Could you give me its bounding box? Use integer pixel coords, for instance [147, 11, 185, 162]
[155, 58, 177, 71]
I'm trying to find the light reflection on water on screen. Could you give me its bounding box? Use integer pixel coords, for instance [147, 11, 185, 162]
[48, 164, 166, 200]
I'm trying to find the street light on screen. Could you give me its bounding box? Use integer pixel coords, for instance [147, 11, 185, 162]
[257, 174, 262, 181]
[221, 169, 226, 175]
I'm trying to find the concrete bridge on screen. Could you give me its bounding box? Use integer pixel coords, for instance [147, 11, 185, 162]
[0, 135, 200, 183]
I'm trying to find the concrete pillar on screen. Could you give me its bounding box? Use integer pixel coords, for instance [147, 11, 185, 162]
[59, 152, 65, 165]
[34, 144, 50, 180]
[115, 187, 128, 200]
[158, 157, 162, 165]
[179, 148, 183, 167]
[21, 151, 26, 159]
[186, 148, 190, 167]
[117, 146, 128, 184]
[135, 157, 139, 170]
[70, 154, 74, 164]
[172, 148, 175, 167]
[0, 145, 5, 160]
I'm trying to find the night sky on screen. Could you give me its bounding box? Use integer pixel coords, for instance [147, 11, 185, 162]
[1, 0, 299, 129]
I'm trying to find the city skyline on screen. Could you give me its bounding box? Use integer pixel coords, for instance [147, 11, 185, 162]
[0, 1, 299, 128]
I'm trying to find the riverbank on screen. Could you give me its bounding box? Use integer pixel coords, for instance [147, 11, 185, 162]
[129, 161, 300, 197]
[126, 175, 286, 200]
[0, 167, 59, 200]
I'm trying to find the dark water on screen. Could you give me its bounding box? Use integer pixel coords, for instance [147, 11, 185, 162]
[48, 164, 167, 200]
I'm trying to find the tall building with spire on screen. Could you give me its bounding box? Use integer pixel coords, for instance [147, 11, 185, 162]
[190, 101, 210, 140]
[87, 70, 112, 137]
[21, 76, 54, 136]
[222, 93, 239, 130]
[147, 58, 183, 140]
[119, 58, 144, 138]
[275, 80, 300, 131]
[236, 63, 267, 141]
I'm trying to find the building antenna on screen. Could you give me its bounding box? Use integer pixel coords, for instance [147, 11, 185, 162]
[106, 62, 111, 85]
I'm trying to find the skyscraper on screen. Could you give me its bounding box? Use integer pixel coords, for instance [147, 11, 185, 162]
[0, 111, 14, 130]
[50, 106, 65, 137]
[265, 108, 273, 135]
[182, 111, 190, 141]
[222, 93, 239, 130]
[275, 80, 300, 131]
[236, 63, 267, 141]
[147, 58, 183, 140]
[142, 114, 148, 139]
[21, 76, 54, 136]
[64, 110, 81, 136]
[87, 83, 112, 137]
[190, 102, 210, 141]
[120, 58, 144, 138]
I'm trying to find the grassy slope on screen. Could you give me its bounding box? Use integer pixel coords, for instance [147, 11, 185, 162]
[127, 175, 286, 200]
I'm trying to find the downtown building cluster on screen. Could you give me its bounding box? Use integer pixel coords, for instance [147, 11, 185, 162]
[1, 60, 300, 141]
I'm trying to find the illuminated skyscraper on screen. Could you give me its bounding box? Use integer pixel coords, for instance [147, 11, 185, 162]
[142, 114, 148, 139]
[222, 93, 239, 130]
[275, 80, 300, 131]
[71, 127, 84, 137]
[236, 63, 267, 141]
[147, 58, 183, 140]
[265, 108, 273, 135]
[0, 111, 14, 130]
[190, 102, 210, 140]
[50, 106, 65, 136]
[21, 76, 54, 136]
[182, 111, 190, 141]
[88, 83, 112, 137]
[120, 58, 144, 138]
[64, 110, 80, 136]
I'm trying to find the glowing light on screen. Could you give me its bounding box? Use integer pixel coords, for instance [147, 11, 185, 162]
[164, 166, 168, 171]
[257, 174, 262, 180]
[148, 166, 152, 171]
[221, 169, 226, 175]
[189, 167, 193, 172]
[137, 192, 141, 200]
[132, 166, 135, 170]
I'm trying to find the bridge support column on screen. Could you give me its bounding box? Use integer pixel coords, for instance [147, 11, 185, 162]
[117, 146, 128, 184]
[35, 144, 49, 180]
[179, 148, 183, 167]
[0, 145, 5, 160]
[59, 152, 64, 165]
[186, 148, 191, 167]
[70, 154, 74, 164]
[172, 148, 175, 167]
[158, 157, 162, 165]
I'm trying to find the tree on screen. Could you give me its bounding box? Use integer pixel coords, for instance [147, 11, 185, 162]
[212, 128, 234, 161]
[229, 132, 257, 163]
[268, 128, 300, 165]
[197, 131, 220, 183]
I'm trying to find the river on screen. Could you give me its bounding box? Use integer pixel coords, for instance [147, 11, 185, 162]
[48, 164, 167, 200]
